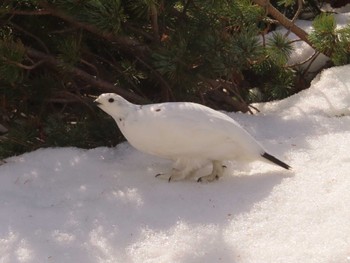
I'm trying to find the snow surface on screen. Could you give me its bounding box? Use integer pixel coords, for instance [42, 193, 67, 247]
[2, 9, 350, 260]
[1, 64, 350, 263]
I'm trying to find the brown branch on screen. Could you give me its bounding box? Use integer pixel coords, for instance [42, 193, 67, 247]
[45, 4, 150, 58]
[183, 0, 192, 15]
[248, 104, 260, 113]
[80, 59, 99, 77]
[25, 47, 149, 104]
[49, 90, 96, 112]
[252, 0, 312, 47]
[286, 50, 319, 68]
[10, 23, 50, 53]
[86, 51, 147, 98]
[301, 51, 321, 74]
[135, 57, 175, 101]
[10, 4, 150, 58]
[7, 9, 51, 15]
[221, 79, 253, 114]
[1, 56, 46, 70]
[285, 0, 303, 37]
[292, 0, 303, 23]
[201, 78, 250, 113]
[150, 3, 160, 42]
[123, 22, 154, 42]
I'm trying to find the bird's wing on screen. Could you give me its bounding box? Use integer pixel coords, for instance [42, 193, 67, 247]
[121, 102, 263, 159]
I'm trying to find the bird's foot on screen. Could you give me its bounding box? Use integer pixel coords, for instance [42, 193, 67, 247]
[155, 168, 189, 182]
[155, 173, 171, 181]
[197, 174, 219, 183]
[197, 161, 226, 183]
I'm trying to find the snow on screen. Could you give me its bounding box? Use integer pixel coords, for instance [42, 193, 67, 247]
[1, 64, 350, 262]
[2, 7, 350, 261]
[323, 3, 350, 13]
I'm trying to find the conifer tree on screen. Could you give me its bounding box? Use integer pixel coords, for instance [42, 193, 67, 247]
[0, 0, 349, 158]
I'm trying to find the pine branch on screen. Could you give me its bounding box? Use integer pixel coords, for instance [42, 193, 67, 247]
[252, 0, 313, 48]
[291, 0, 303, 23]
[301, 51, 321, 74]
[286, 50, 318, 68]
[25, 47, 149, 104]
[9, 4, 150, 58]
[135, 57, 175, 101]
[45, 5, 150, 58]
[1, 56, 46, 70]
[123, 22, 154, 42]
[285, 0, 303, 37]
[10, 23, 50, 53]
[183, 0, 192, 15]
[201, 78, 250, 113]
[6, 9, 51, 15]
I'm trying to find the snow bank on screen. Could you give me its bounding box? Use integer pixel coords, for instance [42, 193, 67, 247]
[256, 64, 350, 117]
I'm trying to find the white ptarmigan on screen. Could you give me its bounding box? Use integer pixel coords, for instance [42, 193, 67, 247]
[94, 93, 291, 182]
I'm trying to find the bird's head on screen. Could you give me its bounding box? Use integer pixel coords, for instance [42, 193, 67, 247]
[94, 93, 133, 119]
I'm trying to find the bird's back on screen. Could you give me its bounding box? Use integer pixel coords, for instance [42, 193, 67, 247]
[119, 101, 264, 161]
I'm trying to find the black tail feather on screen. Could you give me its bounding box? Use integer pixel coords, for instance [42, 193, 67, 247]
[261, 152, 291, 170]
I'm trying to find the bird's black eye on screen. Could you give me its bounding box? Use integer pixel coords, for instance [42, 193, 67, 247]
[108, 98, 114, 103]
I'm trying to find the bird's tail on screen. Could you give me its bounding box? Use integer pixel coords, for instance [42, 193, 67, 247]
[261, 152, 291, 170]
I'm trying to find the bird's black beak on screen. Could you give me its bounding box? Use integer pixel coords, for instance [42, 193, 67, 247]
[94, 99, 101, 106]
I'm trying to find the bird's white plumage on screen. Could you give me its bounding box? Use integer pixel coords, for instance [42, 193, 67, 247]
[94, 93, 289, 182]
